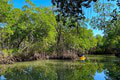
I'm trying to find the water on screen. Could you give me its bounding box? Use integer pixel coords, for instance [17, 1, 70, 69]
[0, 55, 120, 80]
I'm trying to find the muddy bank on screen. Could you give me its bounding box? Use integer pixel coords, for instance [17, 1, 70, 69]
[0, 51, 79, 64]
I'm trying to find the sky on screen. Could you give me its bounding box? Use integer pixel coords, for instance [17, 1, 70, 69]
[12, 0, 104, 36]
[12, 0, 52, 8]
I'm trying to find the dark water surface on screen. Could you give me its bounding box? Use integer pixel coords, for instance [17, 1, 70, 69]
[0, 55, 120, 80]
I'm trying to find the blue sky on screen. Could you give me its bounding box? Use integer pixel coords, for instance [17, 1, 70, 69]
[12, 0, 104, 36]
[12, 0, 52, 8]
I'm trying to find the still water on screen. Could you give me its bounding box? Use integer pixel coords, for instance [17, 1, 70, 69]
[0, 55, 120, 80]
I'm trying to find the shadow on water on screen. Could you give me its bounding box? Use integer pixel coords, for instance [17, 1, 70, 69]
[0, 55, 120, 80]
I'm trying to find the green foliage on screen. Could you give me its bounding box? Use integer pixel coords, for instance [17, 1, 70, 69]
[90, 1, 120, 55]
[0, 1, 57, 57]
[103, 19, 120, 54]
[64, 27, 97, 53]
[2, 49, 13, 57]
[0, 0, 13, 22]
[0, 0, 109, 59]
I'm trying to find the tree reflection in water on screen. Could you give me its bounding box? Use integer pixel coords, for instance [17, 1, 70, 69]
[0, 59, 120, 80]
[105, 61, 120, 80]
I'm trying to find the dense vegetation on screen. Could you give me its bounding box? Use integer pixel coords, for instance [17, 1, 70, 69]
[0, 0, 120, 63]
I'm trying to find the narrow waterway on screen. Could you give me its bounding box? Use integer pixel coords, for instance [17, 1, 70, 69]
[0, 55, 120, 80]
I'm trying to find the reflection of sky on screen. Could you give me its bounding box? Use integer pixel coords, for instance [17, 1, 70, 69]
[12, 0, 118, 36]
[0, 23, 6, 28]
[0, 75, 6, 80]
[94, 71, 107, 80]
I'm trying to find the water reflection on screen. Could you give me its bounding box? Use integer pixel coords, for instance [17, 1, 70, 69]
[94, 71, 107, 80]
[0, 75, 6, 80]
[105, 61, 120, 80]
[0, 57, 120, 80]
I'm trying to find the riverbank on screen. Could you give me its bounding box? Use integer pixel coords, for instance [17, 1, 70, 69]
[0, 51, 79, 64]
[0, 53, 119, 64]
